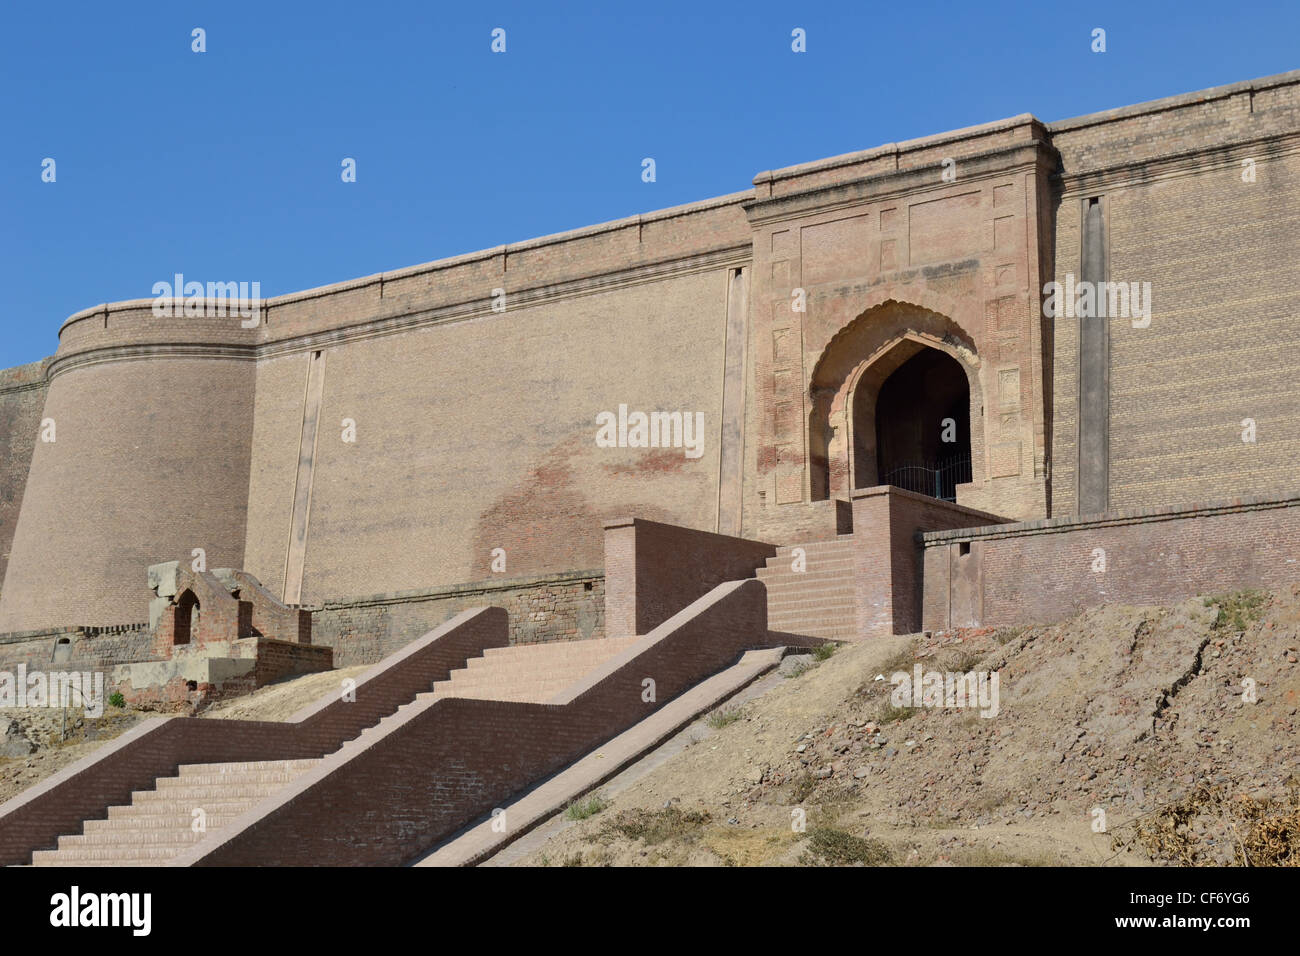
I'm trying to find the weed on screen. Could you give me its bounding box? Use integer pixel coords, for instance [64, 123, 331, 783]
[876, 700, 917, 725]
[800, 826, 891, 865]
[1203, 590, 1268, 633]
[564, 791, 610, 821]
[788, 772, 819, 804]
[600, 806, 712, 846]
[706, 705, 744, 729]
[934, 648, 984, 673]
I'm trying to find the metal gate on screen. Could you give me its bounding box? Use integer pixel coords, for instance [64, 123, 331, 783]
[878, 455, 972, 502]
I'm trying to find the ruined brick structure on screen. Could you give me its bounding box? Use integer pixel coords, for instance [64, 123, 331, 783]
[111, 562, 328, 709]
[1, 70, 1299, 648]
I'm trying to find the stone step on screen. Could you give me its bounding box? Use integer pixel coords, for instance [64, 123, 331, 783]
[130, 784, 288, 802]
[761, 563, 855, 578]
[444, 688, 568, 704]
[108, 799, 259, 819]
[33, 845, 196, 864]
[758, 558, 855, 576]
[769, 618, 857, 633]
[477, 637, 640, 663]
[772, 537, 854, 553]
[454, 658, 617, 680]
[438, 665, 606, 689]
[767, 596, 857, 613]
[157, 771, 303, 788]
[32, 860, 122, 868]
[766, 582, 857, 598]
[764, 586, 855, 601]
[759, 572, 854, 587]
[764, 606, 857, 621]
[88, 813, 248, 831]
[177, 759, 319, 777]
[768, 616, 855, 630]
[59, 828, 207, 848]
[430, 680, 574, 702]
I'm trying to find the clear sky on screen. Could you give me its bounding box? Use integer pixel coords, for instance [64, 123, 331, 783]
[1, 0, 1294, 368]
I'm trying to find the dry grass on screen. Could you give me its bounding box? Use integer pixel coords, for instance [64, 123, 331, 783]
[1112, 783, 1300, 866]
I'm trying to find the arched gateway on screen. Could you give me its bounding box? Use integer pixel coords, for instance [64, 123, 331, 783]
[809, 301, 984, 504]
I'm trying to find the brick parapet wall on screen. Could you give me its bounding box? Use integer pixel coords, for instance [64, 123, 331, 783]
[176, 580, 769, 867]
[0, 623, 151, 672]
[747, 498, 852, 545]
[0, 608, 505, 867]
[851, 486, 1007, 638]
[921, 491, 1300, 630]
[309, 571, 603, 666]
[53, 193, 753, 362]
[603, 517, 776, 636]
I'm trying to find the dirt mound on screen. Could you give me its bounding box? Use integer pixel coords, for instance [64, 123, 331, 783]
[518, 585, 1300, 866]
[198, 666, 369, 722]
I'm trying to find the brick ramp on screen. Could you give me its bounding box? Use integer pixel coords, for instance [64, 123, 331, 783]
[757, 535, 855, 640]
[413, 645, 786, 867]
[169, 578, 770, 867]
[0, 607, 509, 867]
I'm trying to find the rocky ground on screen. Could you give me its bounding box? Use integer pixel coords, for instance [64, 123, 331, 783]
[515, 586, 1300, 866]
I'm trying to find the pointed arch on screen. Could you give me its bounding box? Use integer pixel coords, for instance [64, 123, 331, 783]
[174, 589, 199, 646]
[808, 300, 984, 501]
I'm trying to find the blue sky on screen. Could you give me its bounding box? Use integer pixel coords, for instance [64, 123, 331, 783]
[1, 0, 1294, 367]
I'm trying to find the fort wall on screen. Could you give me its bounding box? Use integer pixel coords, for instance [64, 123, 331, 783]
[0, 362, 48, 590]
[0, 357, 256, 631]
[2, 72, 1300, 634]
[1048, 72, 1300, 516]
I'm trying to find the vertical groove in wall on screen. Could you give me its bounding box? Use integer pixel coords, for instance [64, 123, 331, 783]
[283, 350, 327, 604]
[1077, 196, 1109, 514]
[717, 268, 748, 535]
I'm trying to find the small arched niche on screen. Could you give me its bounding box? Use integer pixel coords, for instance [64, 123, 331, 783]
[174, 589, 200, 646]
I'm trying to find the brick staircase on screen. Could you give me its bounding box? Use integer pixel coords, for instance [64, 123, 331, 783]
[430, 635, 642, 702]
[756, 535, 856, 640]
[29, 636, 641, 866]
[32, 758, 320, 866]
[346, 636, 643, 747]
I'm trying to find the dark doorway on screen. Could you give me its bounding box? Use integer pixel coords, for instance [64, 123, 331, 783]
[855, 348, 971, 500]
[175, 590, 199, 645]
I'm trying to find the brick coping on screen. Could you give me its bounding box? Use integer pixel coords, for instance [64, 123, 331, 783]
[0, 622, 148, 647]
[850, 484, 1008, 524]
[921, 491, 1300, 546]
[59, 190, 754, 333]
[308, 568, 604, 611]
